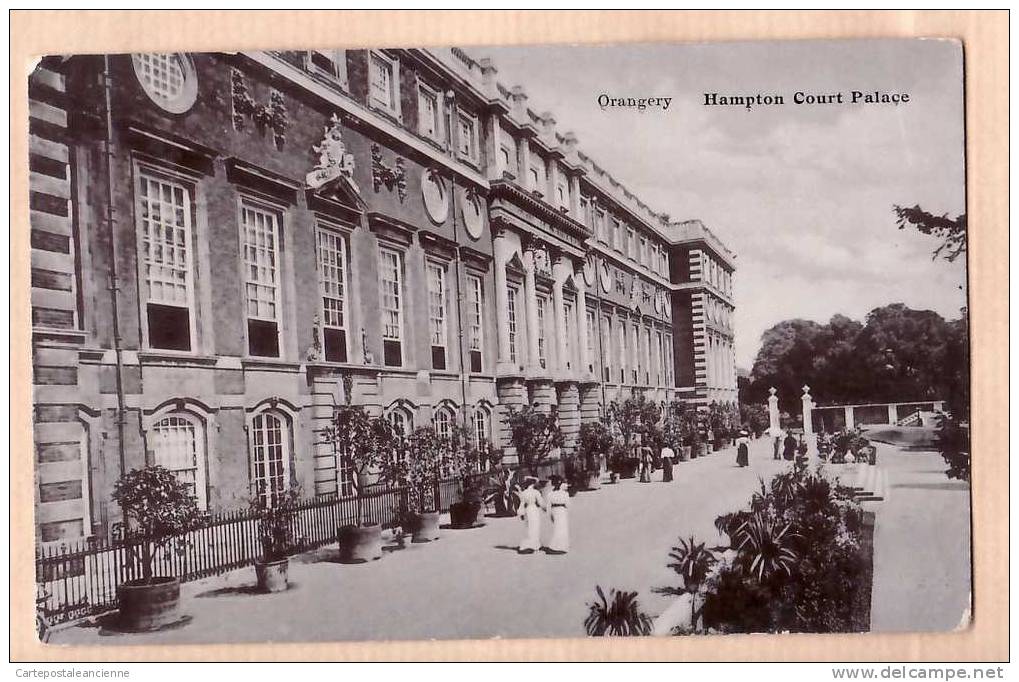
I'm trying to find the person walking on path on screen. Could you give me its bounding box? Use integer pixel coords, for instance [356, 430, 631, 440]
[546, 475, 570, 554]
[736, 431, 750, 467]
[517, 476, 545, 554]
[783, 432, 798, 461]
[772, 429, 784, 460]
[660, 444, 675, 482]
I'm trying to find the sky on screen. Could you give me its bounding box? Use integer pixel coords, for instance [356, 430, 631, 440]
[472, 39, 967, 369]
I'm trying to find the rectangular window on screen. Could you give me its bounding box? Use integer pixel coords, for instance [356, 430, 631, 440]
[467, 274, 484, 373]
[645, 327, 653, 385]
[528, 166, 541, 194]
[597, 209, 607, 244]
[380, 247, 404, 367]
[137, 171, 194, 352]
[563, 300, 574, 370]
[507, 285, 519, 365]
[618, 320, 627, 384]
[309, 50, 346, 86]
[613, 218, 622, 252]
[241, 202, 283, 358]
[427, 262, 448, 370]
[640, 237, 648, 266]
[536, 295, 548, 369]
[316, 227, 348, 363]
[665, 333, 674, 385]
[656, 330, 664, 386]
[500, 146, 513, 173]
[602, 315, 613, 382]
[586, 309, 595, 373]
[457, 110, 478, 162]
[417, 84, 441, 142]
[556, 181, 568, 209]
[632, 325, 640, 384]
[627, 228, 636, 259]
[369, 52, 397, 112]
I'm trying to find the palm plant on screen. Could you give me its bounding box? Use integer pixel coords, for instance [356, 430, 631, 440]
[733, 512, 799, 582]
[584, 586, 653, 636]
[656, 536, 717, 630]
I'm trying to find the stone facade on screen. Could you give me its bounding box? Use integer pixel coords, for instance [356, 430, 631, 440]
[29, 48, 736, 542]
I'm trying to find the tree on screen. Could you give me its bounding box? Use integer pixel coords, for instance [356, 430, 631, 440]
[893, 204, 967, 263]
[112, 466, 208, 583]
[320, 404, 395, 526]
[506, 405, 563, 472]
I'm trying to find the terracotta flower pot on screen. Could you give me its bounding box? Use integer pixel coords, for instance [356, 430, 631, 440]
[117, 576, 181, 632]
[254, 558, 289, 593]
[337, 523, 383, 562]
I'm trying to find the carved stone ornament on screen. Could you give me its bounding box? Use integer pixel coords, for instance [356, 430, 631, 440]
[306, 114, 358, 192]
[232, 69, 289, 149]
[371, 143, 408, 202]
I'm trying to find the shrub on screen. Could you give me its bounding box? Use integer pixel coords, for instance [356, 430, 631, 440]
[320, 404, 396, 526]
[507, 405, 563, 471]
[251, 486, 300, 563]
[577, 421, 613, 472]
[584, 586, 653, 636]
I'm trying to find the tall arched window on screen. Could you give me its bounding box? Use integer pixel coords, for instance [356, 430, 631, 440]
[250, 410, 291, 505]
[473, 407, 492, 472]
[388, 407, 413, 464]
[150, 413, 207, 509]
[434, 406, 454, 441]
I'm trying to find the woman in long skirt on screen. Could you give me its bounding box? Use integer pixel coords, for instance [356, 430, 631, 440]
[546, 475, 570, 554]
[735, 431, 750, 467]
[660, 445, 675, 482]
[517, 476, 544, 554]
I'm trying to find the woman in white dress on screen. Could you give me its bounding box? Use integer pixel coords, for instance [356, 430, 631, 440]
[517, 476, 545, 554]
[547, 475, 570, 554]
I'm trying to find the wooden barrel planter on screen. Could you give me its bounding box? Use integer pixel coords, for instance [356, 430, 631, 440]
[254, 558, 289, 593]
[408, 511, 441, 542]
[117, 576, 181, 632]
[449, 501, 481, 529]
[337, 523, 383, 562]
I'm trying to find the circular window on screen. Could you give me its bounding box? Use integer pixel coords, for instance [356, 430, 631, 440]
[583, 254, 596, 287]
[462, 191, 484, 239]
[599, 261, 612, 293]
[421, 170, 449, 224]
[132, 53, 198, 114]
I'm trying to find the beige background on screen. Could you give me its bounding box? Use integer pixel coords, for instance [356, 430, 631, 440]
[9, 10, 1008, 662]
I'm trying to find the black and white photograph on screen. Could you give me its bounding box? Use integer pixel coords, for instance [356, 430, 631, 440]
[28, 37, 971, 646]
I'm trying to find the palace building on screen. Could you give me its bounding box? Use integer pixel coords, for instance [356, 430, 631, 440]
[28, 47, 737, 543]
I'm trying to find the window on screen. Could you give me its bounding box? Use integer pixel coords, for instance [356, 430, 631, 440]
[309, 50, 346, 86]
[627, 227, 636, 259]
[241, 202, 283, 358]
[613, 218, 622, 252]
[316, 227, 348, 363]
[618, 320, 627, 384]
[434, 407, 453, 441]
[645, 326, 653, 384]
[580, 196, 590, 228]
[456, 110, 479, 162]
[380, 248, 405, 367]
[388, 408, 413, 463]
[536, 295, 548, 369]
[602, 315, 613, 382]
[336, 441, 355, 497]
[250, 411, 290, 506]
[632, 324, 640, 384]
[473, 407, 491, 472]
[563, 300, 574, 370]
[656, 330, 664, 386]
[369, 52, 397, 113]
[556, 180, 568, 209]
[150, 414, 206, 509]
[427, 262, 448, 370]
[596, 209, 607, 243]
[467, 274, 484, 373]
[528, 167, 540, 192]
[417, 84, 442, 142]
[507, 285, 520, 365]
[499, 146, 513, 172]
[137, 171, 195, 351]
[131, 53, 197, 114]
[529, 158, 545, 194]
[640, 237, 647, 266]
[586, 309, 595, 374]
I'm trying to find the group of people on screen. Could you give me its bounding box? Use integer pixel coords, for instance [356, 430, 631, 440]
[635, 446, 675, 483]
[516, 475, 570, 555]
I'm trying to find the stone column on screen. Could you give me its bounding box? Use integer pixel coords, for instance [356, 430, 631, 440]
[844, 406, 856, 430]
[519, 138, 532, 190]
[802, 385, 816, 461]
[523, 246, 541, 374]
[568, 173, 581, 220]
[887, 404, 898, 425]
[486, 114, 504, 181]
[768, 387, 780, 435]
[493, 231, 513, 374]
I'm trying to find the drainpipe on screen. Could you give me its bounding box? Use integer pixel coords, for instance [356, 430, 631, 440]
[101, 55, 129, 531]
[444, 90, 471, 431]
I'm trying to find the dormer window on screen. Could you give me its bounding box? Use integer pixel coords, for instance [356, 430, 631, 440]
[456, 110, 479, 163]
[369, 51, 399, 116]
[308, 50, 347, 88]
[417, 83, 442, 142]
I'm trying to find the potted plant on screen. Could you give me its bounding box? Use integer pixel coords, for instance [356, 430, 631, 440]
[507, 405, 563, 474]
[484, 458, 519, 516]
[322, 404, 395, 562]
[111, 466, 207, 632]
[584, 586, 654, 636]
[609, 442, 638, 479]
[250, 485, 300, 593]
[450, 476, 485, 529]
[577, 421, 613, 490]
[393, 425, 467, 543]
